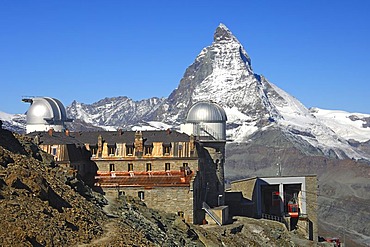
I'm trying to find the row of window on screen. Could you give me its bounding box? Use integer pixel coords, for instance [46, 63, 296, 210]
[109, 162, 189, 172]
[126, 145, 171, 156]
[93, 145, 171, 156]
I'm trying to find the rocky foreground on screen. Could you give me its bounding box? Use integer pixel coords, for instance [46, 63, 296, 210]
[0, 128, 107, 246]
[0, 128, 328, 246]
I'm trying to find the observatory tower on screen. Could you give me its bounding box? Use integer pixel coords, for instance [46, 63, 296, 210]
[23, 97, 72, 134]
[181, 101, 227, 206]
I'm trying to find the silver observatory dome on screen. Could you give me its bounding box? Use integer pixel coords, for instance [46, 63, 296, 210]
[23, 97, 72, 133]
[186, 101, 227, 123]
[185, 101, 227, 140]
[26, 97, 68, 124]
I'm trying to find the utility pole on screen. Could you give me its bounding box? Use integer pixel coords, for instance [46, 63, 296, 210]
[343, 216, 347, 247]
[276, 156, 282, 176]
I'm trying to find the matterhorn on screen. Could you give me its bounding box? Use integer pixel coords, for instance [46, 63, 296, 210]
[126, 24, 368, 162]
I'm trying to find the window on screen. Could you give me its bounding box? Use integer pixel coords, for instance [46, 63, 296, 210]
[90, 145, 97, 156]
[144, 145, 153, 155]
[183, 163, 191, 175]
[109, 163, 115, 172]
[177, 211, 184, 217]
[51, 147, 57, 156]
[108, 144, 116, 156]
[164, 146, 170, 155]
[163, 144, 171, 155]
[178, 144, 183, 157]
[128, 163, 134, 172]
[126, 145, 134, 156]
[165, 163, 171, 171]
[138, 191, 144, 200]
[146, 163, 152, 172]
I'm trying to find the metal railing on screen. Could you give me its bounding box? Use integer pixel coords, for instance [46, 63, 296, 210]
[198, 124, 220, 140]
[202, 202, 222, 226]
[261, 213, 284, 223]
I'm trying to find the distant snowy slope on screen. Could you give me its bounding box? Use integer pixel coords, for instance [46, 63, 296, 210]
[0, 111, 26, 133]
[0, 111, 18, 122]
[264, 81, 369, 159]
[311, 108, 370, 142]
[131, 121, 173, 131]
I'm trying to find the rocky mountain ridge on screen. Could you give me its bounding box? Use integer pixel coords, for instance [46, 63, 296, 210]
[67, 96, 166, 130]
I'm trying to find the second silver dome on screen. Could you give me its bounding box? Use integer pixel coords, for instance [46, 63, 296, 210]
[186, 101, 227, 123]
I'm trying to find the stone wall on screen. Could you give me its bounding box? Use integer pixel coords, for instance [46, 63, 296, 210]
[202, 142, 226, 205]
[104, 186, 195, 223]
[304, 175, 318, 241]
[196, 142, 226, 207]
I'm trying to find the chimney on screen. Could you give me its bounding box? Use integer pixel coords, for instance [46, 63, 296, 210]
[134, 131, 143, 153]
[65, 129, 70, 136]
[118, 129, 123, 135]
[48, 128, 54, 136]
[166, 128, 172, 135]
[33, 135, 40, 145]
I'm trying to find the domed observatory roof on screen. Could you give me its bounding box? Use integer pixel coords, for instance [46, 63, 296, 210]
[23, 97, 72, 133]
[186, 101, 227, 124]
[184, 101, 227, 141]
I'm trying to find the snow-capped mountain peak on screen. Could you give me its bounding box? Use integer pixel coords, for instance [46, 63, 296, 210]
[148, 23, 370, 160]
[214, 23, 232, 40]
[214, 23, 252, 67]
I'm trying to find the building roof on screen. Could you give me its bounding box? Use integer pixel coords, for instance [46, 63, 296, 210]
[230, 175, 317, 184]
[27, 131, 82, 145]
[72, 130, 191, 145]
[186, 101, 227, 123]
[95, 171, 193, 188]
[27, 130, 191, 146]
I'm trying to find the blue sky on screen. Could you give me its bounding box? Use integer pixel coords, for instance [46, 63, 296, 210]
[1, 1, 369, 114]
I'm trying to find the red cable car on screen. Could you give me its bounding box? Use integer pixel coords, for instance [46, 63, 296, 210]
[287, 194, 299, 218]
